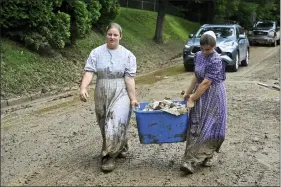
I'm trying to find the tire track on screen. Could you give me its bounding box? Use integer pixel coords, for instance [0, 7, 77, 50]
[227, 46, 280, 78]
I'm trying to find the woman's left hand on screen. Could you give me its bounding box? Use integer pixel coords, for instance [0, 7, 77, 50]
[130, 100, 139, 109]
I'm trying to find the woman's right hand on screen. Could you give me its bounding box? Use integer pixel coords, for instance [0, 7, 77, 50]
[187, 95, 195, 108]
[130, 100, 139, 109]
[80, 88, 89, 102]
[183, 93, 191, 101]
[183, 92, 195, 109]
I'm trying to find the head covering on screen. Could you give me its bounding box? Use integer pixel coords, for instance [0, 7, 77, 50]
[202, 30, 216, 40]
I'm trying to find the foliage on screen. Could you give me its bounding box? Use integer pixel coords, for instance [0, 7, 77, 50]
[256, 0, 280, 21]
[0, 0, 104, 50]
[214, 0, 280, 29]
[70, 0, 92, 37]
[1, 0, 68, 49]
[84, 0, 102, 25]
[95, 0, 120, 32]
[1, 7, 200, 98]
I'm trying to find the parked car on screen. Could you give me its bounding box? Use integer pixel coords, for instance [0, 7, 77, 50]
[183, 24, 250, 72]
[248, 20, 280, 47]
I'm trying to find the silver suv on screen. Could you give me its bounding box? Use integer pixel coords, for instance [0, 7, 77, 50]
[248, 20, 280, 47]
[183, 24, 250, 72]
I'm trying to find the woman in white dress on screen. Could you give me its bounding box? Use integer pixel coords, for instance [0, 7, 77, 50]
[80, 23, 139, 172]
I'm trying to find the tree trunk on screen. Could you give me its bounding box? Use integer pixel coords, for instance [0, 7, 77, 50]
[153, 0, 167, 44]
[207, 0, 215, 24]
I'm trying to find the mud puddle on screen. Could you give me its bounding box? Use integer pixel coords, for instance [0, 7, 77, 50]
[37, 97, 81, 114]
[136, 64, 188, 85]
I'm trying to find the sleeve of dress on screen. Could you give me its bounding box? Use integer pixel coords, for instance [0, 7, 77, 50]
[205, 55, 224, 83]
[125, 52, 137, 77]
[84, 49, 97, 73]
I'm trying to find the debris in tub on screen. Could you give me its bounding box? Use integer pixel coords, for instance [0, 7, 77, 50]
[142, 99, 189, 116]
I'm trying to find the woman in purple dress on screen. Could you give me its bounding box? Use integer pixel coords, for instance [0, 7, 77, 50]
[181, 31, 227, 174]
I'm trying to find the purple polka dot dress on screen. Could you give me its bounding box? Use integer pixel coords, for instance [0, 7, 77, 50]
[183, 51, 227, 166]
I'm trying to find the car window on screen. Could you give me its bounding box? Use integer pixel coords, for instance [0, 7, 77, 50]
[238, 27, 244, 35]
[235, 27, 239, 39]
[195, 27, 235, 38]
[255, 21, 274, 28]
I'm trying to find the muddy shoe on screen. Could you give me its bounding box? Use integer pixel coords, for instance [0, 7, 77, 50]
[202, 156, 216, 167]
[180, 162, 195, 174]
[117, 150, 128, 158]
[117, 144, 129, 158]
[101, 156, 116, 172]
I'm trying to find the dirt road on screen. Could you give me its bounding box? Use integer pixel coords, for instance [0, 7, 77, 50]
[1, 46, 280, 186]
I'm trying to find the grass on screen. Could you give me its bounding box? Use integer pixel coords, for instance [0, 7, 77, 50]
[1, 39, 80, 98]
[115, 8, 199, 64]
[1, 7, 200, 99]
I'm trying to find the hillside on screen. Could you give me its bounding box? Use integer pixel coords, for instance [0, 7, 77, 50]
[1, 8, 200, 99]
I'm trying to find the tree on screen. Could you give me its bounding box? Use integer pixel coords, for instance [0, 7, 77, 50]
[153, 0, 168, 44]
[214, 0, 279, 29]
[153, 0, 206, 44]
[206, 0, 215, 23]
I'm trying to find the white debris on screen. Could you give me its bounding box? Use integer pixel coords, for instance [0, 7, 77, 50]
[142, 99, 188, 116]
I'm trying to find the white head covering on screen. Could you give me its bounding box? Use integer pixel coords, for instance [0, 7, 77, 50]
[202, 30, 216, 40]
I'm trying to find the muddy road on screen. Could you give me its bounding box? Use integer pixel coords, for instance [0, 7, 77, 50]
[1, 46, 280, 186]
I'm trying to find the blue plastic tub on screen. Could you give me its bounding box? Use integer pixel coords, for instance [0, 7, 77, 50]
[133, 100, 188, 144]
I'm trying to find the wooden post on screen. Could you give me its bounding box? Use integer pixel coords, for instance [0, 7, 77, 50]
[154, 0, 156, 11]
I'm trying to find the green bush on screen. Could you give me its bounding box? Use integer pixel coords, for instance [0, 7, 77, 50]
[0, 0, 103, 50]
[95, 0, 120, 32]
[68, 0, 92, 41]
[49, 12, 71, 48]
[1, 0, 66, 49]
[84, 0, 102, 25]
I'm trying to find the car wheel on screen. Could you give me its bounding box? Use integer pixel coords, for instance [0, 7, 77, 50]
[230, 53, 239, 72]
[241, 49, 249, 66]
[277, 39, 280, 45]
[184, 63, 193, 72]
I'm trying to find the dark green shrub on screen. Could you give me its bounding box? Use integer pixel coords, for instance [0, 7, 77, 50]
[0, 0, 103, 50]
[95, 0, 120, 32]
